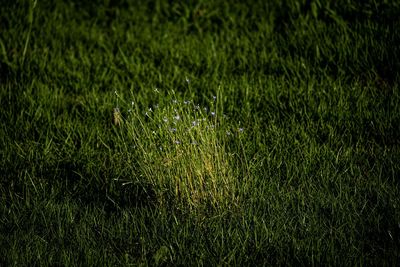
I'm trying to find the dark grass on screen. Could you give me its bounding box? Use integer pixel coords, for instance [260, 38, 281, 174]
[1, 0, 400, 265]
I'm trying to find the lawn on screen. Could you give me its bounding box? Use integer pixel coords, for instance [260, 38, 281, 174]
[1, 0, 400, 265]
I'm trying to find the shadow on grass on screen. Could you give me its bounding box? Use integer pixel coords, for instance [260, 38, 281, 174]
[54, 161, 158, 213]
[0, 61, 13, 84]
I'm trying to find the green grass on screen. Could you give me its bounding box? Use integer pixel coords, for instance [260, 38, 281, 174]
[1, 0, 400, 265]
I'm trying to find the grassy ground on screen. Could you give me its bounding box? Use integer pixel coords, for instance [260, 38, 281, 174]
[1, 0, 400, 265]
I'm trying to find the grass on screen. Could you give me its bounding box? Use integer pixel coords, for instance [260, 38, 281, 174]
[118, 89, 244, 209]
[1, 0, 400, 265]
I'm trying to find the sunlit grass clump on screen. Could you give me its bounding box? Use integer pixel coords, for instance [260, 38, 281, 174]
[118, 91, 244, 209]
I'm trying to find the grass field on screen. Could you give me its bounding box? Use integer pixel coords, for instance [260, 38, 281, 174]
[1, 0, 400, 265]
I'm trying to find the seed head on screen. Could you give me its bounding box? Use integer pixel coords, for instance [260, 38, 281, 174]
[113, 108, 122, 126]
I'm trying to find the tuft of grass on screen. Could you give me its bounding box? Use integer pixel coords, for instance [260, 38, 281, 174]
[116, 90, 245, 210]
